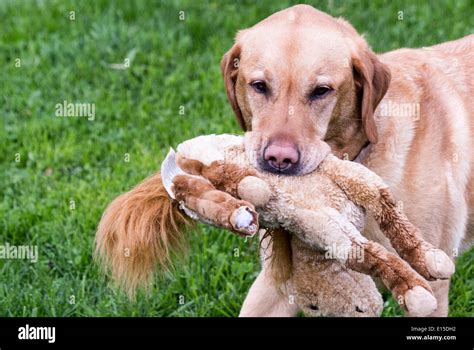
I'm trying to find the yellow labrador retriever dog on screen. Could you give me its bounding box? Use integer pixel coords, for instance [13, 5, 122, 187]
[220, 5, 473, 316]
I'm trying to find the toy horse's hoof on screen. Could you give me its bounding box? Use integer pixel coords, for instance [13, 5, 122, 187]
[230, 206, 259, 236]
[404, 286, 437, 317]
[237, 176, 271, 207]
[424, 248, 455, 279]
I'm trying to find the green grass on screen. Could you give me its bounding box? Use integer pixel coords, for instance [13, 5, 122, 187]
[0, 0, 472, 317]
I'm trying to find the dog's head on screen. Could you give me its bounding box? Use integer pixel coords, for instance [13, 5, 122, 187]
[221, 5, 390, 175]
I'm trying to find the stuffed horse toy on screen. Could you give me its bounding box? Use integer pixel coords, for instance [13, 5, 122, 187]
[95, 134, 454, 316]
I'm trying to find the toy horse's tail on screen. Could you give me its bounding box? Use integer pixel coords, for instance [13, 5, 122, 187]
[94, 158, 190, 297]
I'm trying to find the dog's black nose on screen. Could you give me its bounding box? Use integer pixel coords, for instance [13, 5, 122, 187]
[263, 142, 300, 174]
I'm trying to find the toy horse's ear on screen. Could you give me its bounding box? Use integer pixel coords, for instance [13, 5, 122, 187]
[221, 42, 247, 131]
[161, 148, 184, 199]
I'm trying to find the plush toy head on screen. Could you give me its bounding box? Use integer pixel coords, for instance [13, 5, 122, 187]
[289, 236, 383, 317]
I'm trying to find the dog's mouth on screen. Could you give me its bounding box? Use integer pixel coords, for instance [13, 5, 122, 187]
[257, 157, 302, 175]
[245, 132, 330, 176]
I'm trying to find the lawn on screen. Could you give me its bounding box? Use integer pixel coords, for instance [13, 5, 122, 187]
[0, 0, 472, 317]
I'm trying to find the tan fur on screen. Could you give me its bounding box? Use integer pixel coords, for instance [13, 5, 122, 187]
[220, 5, 473, 316]
[94, 173, 190, 297]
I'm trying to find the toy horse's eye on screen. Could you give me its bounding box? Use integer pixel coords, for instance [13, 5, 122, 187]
[309, 304, 319, 311]
[355, 306, 365, 313]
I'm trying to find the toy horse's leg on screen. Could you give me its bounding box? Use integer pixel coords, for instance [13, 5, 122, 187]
[346, 241, 436, 317]
[176, 155, 260, 198]
[288, 207, 437, 317]
[320, 157, 455, 280]
[161, 149, 259, 236]
[172, 174, 258, 236]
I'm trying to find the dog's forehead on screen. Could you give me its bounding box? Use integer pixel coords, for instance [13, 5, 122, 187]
[239, 25, 351, 79]
[252, 4, 339, 29]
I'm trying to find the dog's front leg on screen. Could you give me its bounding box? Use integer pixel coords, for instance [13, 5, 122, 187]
[239, 269, 299, 317]
[240, 230, 299, 317]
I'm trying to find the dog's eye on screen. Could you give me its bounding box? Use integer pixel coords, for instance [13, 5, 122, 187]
[310, 85, 332, 100]
[250, 80, 268, 94]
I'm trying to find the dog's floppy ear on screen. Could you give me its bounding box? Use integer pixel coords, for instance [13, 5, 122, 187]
[221, 42, 246, 130]
[351, 42, 391, 144]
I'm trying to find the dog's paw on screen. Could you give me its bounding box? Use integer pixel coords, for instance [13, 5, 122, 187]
[404, 286, 437, 317]
[230, 206, 259, 236]
[424, 248, 455, 279]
